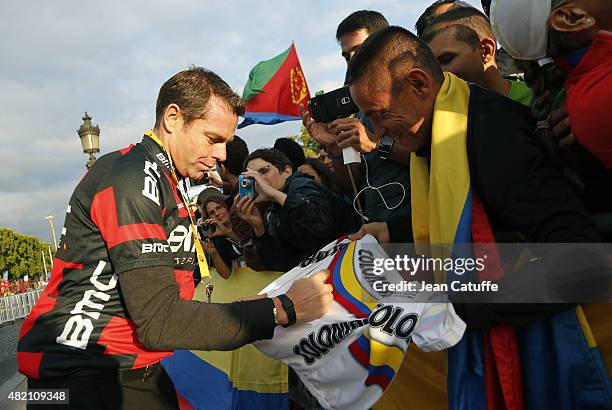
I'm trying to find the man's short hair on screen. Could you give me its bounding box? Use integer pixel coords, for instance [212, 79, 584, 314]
[346, 26, 444, 92]
[221, 135, 249, 176]
[244, 148, 292, 173]
[155, 66, 244, 128]
[336, 10, 389, 41]
[421, 7, 496, 48]
[415, 0, 458, 37]
[273, 138, 306, 170]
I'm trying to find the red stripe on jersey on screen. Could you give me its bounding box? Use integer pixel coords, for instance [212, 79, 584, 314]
[161, 172, 189, 218]
[119, 144, 135, 155]
[18, 259, 83, 378]
[19, 259, 83, 340]
[326, 247, 369, 319]
[365, 374, 391, 390]
[349, 341, 370, 369]
[97, 316, 172, 369]
[91, 186, 167, 249]
[174, 269, 195, 300]
[17, 352, 43, 379]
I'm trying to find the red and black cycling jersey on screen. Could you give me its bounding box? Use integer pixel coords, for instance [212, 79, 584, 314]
[18, 135, 198, 379]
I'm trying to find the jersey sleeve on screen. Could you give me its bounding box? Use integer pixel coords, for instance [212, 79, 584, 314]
[89, 156, 175, 274]
[411, 303, 466, 352]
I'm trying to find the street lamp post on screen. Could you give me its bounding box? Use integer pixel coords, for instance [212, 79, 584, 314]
[45, 213, 58, 252]
[41, 250, 48, 277]
[77, 112, 101, 170]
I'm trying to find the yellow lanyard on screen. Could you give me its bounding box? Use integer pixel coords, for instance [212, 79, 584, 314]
[144, 129, 211, 283]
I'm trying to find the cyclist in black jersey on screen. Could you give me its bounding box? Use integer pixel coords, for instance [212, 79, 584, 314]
[18, 67, 333, 409]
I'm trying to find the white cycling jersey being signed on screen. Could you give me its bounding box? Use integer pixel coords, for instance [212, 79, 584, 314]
[255, 235, 466, 410]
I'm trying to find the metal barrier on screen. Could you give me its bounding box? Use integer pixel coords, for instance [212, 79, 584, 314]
[0, 290, 43, 325]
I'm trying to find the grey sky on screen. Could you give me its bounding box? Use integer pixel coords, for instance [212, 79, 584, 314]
[0, 0, 480, 243]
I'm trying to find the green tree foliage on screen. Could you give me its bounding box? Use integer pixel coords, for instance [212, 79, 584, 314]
[288, 126, 320, 158]
[0, 228, 53, 280]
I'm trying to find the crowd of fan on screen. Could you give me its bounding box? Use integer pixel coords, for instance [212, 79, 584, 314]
[191, 0, 610, 285]
[0, 278, 46, 297]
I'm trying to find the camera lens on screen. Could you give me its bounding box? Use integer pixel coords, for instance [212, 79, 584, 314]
[241, 178, 250, 188]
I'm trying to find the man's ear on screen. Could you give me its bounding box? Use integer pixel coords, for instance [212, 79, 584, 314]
[162, 103, 181, 134]
[550, 5, 595, 33]
[284, 164, 293, 176]
[406, 68, 431, 98]
[480, 38, 497, 66]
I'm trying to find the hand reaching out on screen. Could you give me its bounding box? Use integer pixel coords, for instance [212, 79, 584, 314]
[330, 117, 377, 153]
[234, 195, 265, 237]
[241, 169, 286, 205]
[205, 218, 232, 238]
[300, 104, 339, 150]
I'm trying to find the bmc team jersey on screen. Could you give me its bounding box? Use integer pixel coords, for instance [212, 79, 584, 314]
[255, 235, 466, 410]
[18, 135, 197, 379]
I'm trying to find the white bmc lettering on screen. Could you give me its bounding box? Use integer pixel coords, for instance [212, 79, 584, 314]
[156, 152, 169, 168]
[56, 260, 117, 350]
[167, 225, 196, 253]
[142, 243, 170, 253]
[142, 160, 161, 205]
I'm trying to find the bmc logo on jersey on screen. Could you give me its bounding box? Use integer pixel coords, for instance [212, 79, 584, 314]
[167, 225, 196, 253]
[142, 160, 161, 206]
[56, 261, 117, 350]
[141, 243, 170, 253]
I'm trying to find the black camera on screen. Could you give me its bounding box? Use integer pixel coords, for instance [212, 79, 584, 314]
[308, 85, 359, 123]
[197, 220, 216, 239]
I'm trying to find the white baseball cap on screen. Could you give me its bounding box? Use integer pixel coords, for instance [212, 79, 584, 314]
[490, 0, 552, 60]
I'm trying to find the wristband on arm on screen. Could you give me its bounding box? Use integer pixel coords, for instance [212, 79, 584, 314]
[277, 294, 297, 327]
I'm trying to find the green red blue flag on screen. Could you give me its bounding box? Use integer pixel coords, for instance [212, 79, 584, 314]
[238, 43, 310, 128]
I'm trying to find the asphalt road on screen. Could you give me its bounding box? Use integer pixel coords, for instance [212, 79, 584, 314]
[0, 320, 26, 410]
[0, 320, 21, 386]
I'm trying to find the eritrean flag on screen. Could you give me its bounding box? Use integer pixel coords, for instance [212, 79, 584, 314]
[238, 43, 310, 128]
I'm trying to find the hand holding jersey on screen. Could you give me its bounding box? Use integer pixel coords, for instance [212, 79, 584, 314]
[284, 270, 334, 325]
[255, 235, 466, 410]
[348, 221, 390, 243]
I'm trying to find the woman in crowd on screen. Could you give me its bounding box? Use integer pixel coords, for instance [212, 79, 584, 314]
[197, 188, 243, 279]
[300, 158, 346, 197]
[235, 148, 359, 272]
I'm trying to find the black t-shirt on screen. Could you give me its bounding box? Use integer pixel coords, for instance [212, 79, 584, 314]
[357, 114, 411, 222]
[362, 151, 411, 221]
[18, 136, 197, 378]
[211, 237, 243, 269]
